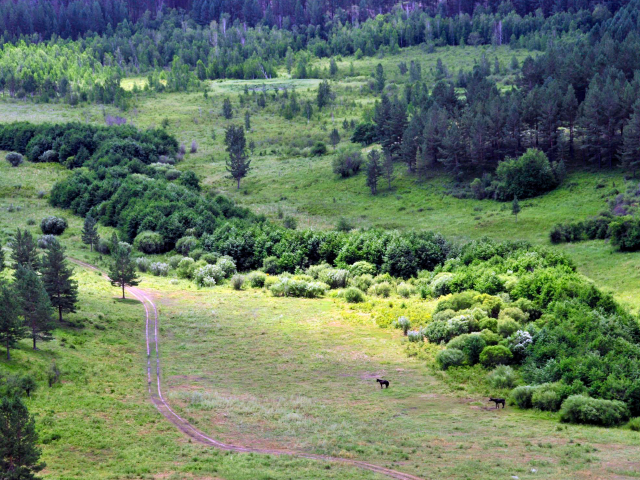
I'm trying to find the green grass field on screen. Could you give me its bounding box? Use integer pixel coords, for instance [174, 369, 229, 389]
[1, 42, 640, 480]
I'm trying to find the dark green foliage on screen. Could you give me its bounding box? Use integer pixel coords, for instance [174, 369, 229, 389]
[0, 281, 25, 360]
[5, 152, 23, 167]
[436, 348, 465, 370]
[40, 216, 68, 235]
[132, 231, 165, 254]
[366, 149, 382, 195]
[609, 217, 640, 251]
[480, 345, 513, 367]
[560, 395, 630, 426]
[222, 98, 233, 119]
[310, 141, 327, 156]
[350, 123, 376, 146]
[224, 125, 250, 189]
[14, 267, 54, 350]
[0, 396, 45, 480]
[81, 215, 100, 252]
[316, 80, 331, 110]
[0, 240, 4, 271]
[447, 334, 486, 365]
[108, 243, 139, 299]
[329, 128, 341, 150]
[373, 63, 385, 93]
[332, 149, 362, 178]
[41, 240, 78, 322]
[511, 196, 520, 222]
[10, 230, 39, 271]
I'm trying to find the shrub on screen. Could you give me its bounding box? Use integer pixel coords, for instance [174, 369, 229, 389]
[318, 268, 349, 289]
[368, 281, 392, 297]
[177, 257, 196, 279]
[135, 257, 151, 272]
[479, 317, 498, 332]
[150, 262, 169, 276]
[511, 386, 535, 409]
[531, 384, 562, 412]
[165, 169, 181, 181]
[559, 395, 630, 426]
[487, 365, 518, 389]
[332, 148, 363, 177]
[37, 234, 58, 249]
[479, 328, 501, 345]
[175, 236, 198, 255]
[231, 274, 245, 290]
[133, 231, 165, 254]
[248, 271, 267, 288]
[201, 252, 219, 264]
[628, 417, 640, 431]
[407, 330, 424, 342]
[436, 348, 465, 370]
[263, 256, 279, 274]
[497, 317, 520, 337]
[349, 261, 377, 276]
[447, 333, 486, 365]
[480, 345, 513, 367]
[216, 256, 237, 277]
[96, 238, 111, 254]
[283, 216, 298, 229]
[491, 149, 559, 200]
[6, 152, 24, 167]
[397, 283, 415, 298]
[40, 216, 68, 235]
[343, 287, 365, 303]
[270, 277, 328, 298]
[396, 316, 411, 335]
[350, 274, 374, 291]
[194, 264, 225, 287]
[499, 307, 528, 324]
[168, 255, 183, 269]
[310, 141, 327, 156]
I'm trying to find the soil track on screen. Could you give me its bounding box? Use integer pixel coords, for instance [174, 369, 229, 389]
[70, 258, 424, 480]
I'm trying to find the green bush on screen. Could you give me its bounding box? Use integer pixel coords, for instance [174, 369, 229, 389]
[396, 316, 411, 335]
[531, 385, 562, 412]
[231, 274, 245, 290]
[447, 333, 486, 365]
[40, 216, 68, 235]
[332, 148, 363, 177]
[270, 277, 328, 298]
[368, 281, 392, 297]
[497, 317, 520, 337]
[177, 257, 196, 279]
[133, 231, 165, 254]
[318, 268, 349, 289]
[407, 330, 423, 342]
[348, 261, 377, 276]
[194, 263, 224, 287]
[478, 317, 498, 332]
[149, 262, 169, 276]
[310, 141, 327, 156]
[343, 287, 365, 303]
[609, 217, 640, 251]
[396, 282, 415, 298]
[168, 255, 183, 269]
[491, 148, 559, 200]
[480, 345, 513, 367]
[559, 395, 630, 426]
[436, 348, 465, 370]
[350, 274, 374, 292]
[479, 328, 501, 345]
[628, 417, 640, 431]
[511, 386, 535, 409]
[216, 256, 237, 277]
[175, 235, 198, 255]
[6, 152, 24, 166]
[135, 257, 151, 272]
[487, 365, 518, 389]
[248, 271, 267, 288]
[263, 256, 279, 274]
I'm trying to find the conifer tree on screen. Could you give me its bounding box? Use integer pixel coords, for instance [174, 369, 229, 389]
[316, 80, 331, 110]
[41, 240, 78, 323]
[374, 63, 385, 93]
[108, 243, 139, 300]
[0, 240, 4, 272]
[623, 101, 640, 177]
[366, 149, 382, 195]
[222, 97, 233, 119]
[224, 125, 251, 189]
[10, 229, 39, 271]
[0, 396, 45, 479]
[14, 267, 54, 350]
[512, 195, 521, 222]
[81, 215, 100, 252]
[329, 128, 341, 150]
[0, 280, 25, 361]
[382, 151, 395, 190]
[244, 110, 251, 131]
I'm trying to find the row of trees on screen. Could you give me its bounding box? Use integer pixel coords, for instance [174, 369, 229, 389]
[0, 230, 78, 360]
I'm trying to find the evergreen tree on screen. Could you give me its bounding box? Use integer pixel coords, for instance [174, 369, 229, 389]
[244, 110, 251, 131]
[81, 215, 99, 252]
[0, 240, 4, 272]
[329, 128, 341, 150]
[304, 100, 313, 122]
[316, 80, 331, 110]
[329, 58, 338, 76]
[440, 122, 467, 173]
[562, 85, 579, 158]
[382, 151, 395, 190]
[0, 280, 25, 361]
[512, 195, 521, 222]
[373, 95, 391, 143]
[224, 125, 251, 189]
[14, 267, 54, 351]
[622, 100, 640, 177]
[366, 149, 382, 195]
[108, 244, 139, 300]
[374, 63, 385, 93]
[10, 229, 39, 271]
[381, 97, 407, 159]
[41, 240, 78, 323]
[222, 97, 233, 119]
[0, 396, 45, 479]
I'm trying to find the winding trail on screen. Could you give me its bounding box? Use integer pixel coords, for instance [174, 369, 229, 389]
[71, 258, 424, 480]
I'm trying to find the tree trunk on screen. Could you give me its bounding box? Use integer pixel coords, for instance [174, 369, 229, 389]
[237, 178, 241, 189]
[122, 283, 126, 299]
[33, 334, 36, 350]
[59, 306, 63, 323]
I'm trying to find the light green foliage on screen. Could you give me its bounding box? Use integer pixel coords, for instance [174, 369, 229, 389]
[487, 365, 518, 389]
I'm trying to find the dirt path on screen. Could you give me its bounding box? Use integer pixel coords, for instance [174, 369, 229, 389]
[70, 258, 424, 480]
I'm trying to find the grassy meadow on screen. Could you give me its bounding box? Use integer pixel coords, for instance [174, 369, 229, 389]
[1, 41, 640, 480]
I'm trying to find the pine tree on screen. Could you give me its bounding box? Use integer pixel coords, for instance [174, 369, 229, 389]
[224, 125, 251, 189]
[0, 280, 25, 361]
[108, 244, 139, 300]
[316, 80, 331, 110]
[0, 396, 45, 478]
[366, 149, 382, 195]
[622, 100, 640, 177]
[329, 58, 338, 76]
[81, 215, 99, 252]
[41, 240, 78, 323]
[222, 97, 233, 119]
[10, 229, 39, 271]
[374, 63, 385, 93]
[14, 267, 54, 350]
[562, 85, 579, 158]
[329, 128, 341, 150]
[440, 122, 467, 173]
[382, 151, 395, 190]
[381, 98, 407, 159]
[512, 195, 521, 222]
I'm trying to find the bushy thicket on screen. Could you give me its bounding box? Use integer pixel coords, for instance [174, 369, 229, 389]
[40, 216, 68, 235]
[559, 395, 630, 426]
